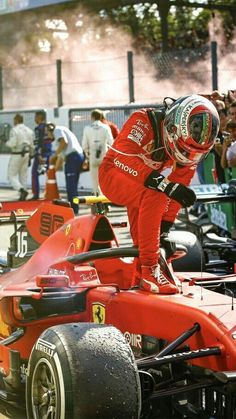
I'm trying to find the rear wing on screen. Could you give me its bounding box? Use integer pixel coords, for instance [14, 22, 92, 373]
[0, 199, 49, 224]
[190, 183, 236, 205]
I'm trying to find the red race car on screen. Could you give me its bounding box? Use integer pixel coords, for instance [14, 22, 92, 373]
[0, 197, 236, 418]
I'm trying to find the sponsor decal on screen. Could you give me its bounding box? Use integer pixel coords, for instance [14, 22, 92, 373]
[15, 231, 28, 258]
[157, 347, 212, 361]
[80, 270, 98, 281]
[127, 120, 147, 144]
[128, 130, 144, 144]
[40, 212, 64, 236]
[48, 268, 66, 275]
[35, 338, 56, 357]
[175, 103, 182, 123]
[191, 184, 222, 194]
[114, 158, 138, 176]
[124, 331, 142, 348]
[210, 206, 227, 230]
[0, 312, 10, 337]
[76, 238, 84, 250]
[16, 208, 24, 215]
[143, 140, 155, 153]
[20, 363, 28, 382]
[65, 224, 71, 236]
[92, 303, 105, 324]
[136, 119, 149, 130]
[181, 101, 199, 138]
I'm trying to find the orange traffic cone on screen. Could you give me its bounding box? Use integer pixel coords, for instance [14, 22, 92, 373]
[44, 165, 60, 200]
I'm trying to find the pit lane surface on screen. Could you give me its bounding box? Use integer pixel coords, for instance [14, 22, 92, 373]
[0, 190, 131, 418]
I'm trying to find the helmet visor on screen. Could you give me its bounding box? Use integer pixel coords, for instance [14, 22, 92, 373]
[189, 112, 218, 145]
[189, 114, 205, 142]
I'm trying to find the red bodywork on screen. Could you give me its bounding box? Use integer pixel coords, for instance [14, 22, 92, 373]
[0, 199, 50, 223]
[0, 201, 236, 380]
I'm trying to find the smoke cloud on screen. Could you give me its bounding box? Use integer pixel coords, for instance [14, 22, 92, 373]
[0, 4, 235, 110]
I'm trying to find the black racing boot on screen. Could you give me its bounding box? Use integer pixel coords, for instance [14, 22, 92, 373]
[19, 188, 28, 201]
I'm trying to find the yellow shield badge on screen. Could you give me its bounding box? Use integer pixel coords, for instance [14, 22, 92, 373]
[92, 303, 105, 324]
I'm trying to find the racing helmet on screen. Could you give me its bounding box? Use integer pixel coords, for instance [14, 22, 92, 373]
[163, 94, 220, 166]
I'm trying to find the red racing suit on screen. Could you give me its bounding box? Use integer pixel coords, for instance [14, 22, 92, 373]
[99, 109, 196, 267]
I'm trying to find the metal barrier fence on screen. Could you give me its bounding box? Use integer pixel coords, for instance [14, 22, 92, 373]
[69, 103, 161, 142]
[0, 42, 235, 110]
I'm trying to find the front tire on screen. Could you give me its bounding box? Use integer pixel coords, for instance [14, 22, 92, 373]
[26, 323, 141, 419]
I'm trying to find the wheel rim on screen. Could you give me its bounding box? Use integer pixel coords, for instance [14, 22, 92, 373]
[31, 357, 59, 419]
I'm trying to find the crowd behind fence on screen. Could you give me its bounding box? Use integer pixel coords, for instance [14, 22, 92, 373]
[0, 42, 235, 110]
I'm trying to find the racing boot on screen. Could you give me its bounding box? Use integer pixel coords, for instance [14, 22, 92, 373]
[19, 188, 28, 201]
[140, 264, 179, 294]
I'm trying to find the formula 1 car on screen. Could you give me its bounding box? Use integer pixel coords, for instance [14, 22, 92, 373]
[1, 198, 236, 418]
[174, 181, 236, 275]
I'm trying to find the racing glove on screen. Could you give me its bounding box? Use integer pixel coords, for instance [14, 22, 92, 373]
[227, 179, 236, 196]
[144, 171, 196, 207]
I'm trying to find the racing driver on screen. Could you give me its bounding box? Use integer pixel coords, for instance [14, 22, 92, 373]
[99, 95, 220, 294]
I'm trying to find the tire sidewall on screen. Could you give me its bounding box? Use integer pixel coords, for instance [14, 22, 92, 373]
[26, 329, 73, 419]
[26, 323, 141, 419]
[170, 230, 205, 271]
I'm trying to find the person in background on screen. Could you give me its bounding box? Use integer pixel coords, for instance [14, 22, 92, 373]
[99, 95, 219, 294]
[82, 109, 113, 195]
[211, 90, 236, 109]
[221, 120, 236, 170]
[47, 123, 84, 215]
[6, 114, 34, 201]
[30, 110, 53, 200]
[228, 101, 236, 122]
[99, 110, 120, 139]
[213, 108, 229, 183]
[213, 100, 225, 112]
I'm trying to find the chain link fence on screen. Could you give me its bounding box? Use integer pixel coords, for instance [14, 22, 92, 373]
[0, 42, 235, 110]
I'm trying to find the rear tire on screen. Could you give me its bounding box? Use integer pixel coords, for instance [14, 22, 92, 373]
[170, 230, 205, 271]
[26, 322, 141, 418]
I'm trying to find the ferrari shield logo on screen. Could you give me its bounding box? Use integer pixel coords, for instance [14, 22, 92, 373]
[65, 224, 71, 236]
[92, 303, 105, 324]
[0, 312, 10, 337]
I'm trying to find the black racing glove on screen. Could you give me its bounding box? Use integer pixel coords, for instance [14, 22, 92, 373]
[144, 171, 196, 207]
[227, 180, 236, 196]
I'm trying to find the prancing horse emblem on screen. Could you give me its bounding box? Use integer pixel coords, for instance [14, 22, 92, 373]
[92, 303, 105, 324]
